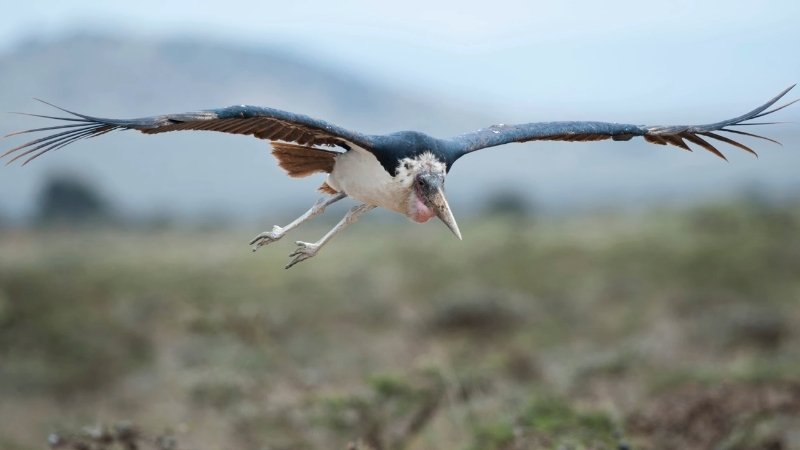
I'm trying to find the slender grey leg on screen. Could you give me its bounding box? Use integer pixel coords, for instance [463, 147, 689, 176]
[250, 193, 346, 252]
[285, 203, 376, 269]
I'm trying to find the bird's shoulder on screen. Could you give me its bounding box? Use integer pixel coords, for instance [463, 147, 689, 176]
[367, 131, 456, 175]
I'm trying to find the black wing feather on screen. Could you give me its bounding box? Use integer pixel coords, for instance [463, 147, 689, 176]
[449, 85, 796, 161]
[2, 103, 374, 165]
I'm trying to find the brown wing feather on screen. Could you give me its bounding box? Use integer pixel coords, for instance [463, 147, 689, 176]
[139, 118, 342, 146]
[2, 102, 371, 165]
[318, 182, 339, 195]
[270, 142, 339, 178]
[452, 85, 797, 161]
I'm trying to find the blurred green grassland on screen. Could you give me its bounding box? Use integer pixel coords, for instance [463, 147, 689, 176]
[1, 198, 800, 449]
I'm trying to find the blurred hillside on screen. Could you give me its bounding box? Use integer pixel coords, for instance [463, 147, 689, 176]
[1, 198, 799, 449]
[2, 34, 799, 225]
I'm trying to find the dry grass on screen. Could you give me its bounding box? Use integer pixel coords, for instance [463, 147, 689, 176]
[1, 199, 799, 449]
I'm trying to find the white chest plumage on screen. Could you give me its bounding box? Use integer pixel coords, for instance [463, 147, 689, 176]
[326, 146, 410, 214]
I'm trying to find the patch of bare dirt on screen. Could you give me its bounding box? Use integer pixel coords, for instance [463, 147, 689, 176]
[628, 382, 800, 449]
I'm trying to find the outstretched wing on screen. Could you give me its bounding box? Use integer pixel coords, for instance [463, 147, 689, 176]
[2, 102, 374, 165]
[449, 85, 797, 161]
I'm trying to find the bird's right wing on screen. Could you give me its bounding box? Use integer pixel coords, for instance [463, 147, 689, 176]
[3, 102, 375, 165]
[448, 85, 797, 161]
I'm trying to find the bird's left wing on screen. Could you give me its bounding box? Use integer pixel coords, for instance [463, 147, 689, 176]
[2, 102, 375, 165]
[448, 85, 797, 161]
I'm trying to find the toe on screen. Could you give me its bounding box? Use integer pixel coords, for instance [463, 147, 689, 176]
[285, 255, 306, 269]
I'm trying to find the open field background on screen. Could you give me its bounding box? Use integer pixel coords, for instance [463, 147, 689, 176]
[1, 197, 799, 449]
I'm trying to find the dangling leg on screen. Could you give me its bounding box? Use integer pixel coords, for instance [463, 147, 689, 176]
[250, 193, 347, 251]
[285, 203, 376, 269]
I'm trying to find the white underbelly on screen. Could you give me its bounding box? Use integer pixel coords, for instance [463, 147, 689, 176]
[327, 146, 407, 213]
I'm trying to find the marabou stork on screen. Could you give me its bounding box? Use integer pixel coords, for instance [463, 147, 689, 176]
[3, 85, 797, 268]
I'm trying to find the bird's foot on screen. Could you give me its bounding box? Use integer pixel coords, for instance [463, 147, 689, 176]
[250, 225, 285, 251]
[285, 241, 320, 269]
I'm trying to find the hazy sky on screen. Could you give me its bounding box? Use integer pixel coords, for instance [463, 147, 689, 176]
[3, 0, 799, 116]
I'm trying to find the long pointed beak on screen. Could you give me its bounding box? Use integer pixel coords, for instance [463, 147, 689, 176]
[429, 186, 462, 240]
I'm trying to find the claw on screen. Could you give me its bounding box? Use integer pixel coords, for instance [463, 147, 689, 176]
[250, 225, 285, 252]
[285, 241, 320, 269]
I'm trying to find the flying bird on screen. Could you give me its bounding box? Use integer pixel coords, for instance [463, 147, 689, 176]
[3, 86, 797, 268]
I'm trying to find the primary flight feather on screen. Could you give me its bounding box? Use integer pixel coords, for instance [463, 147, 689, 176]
[3, 85, 797, 268]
